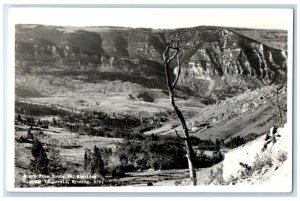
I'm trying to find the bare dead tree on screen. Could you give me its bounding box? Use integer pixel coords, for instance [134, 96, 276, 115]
[273, 85, 285, 127]
[163, 37, 197, 185]
[275, 88, 283, 126]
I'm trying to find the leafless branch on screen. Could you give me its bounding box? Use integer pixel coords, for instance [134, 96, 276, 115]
[167, 52, 177, 64]
[171, 51, 182, 89]
[174, 129, 186, 141]
[163, 44, 170, 62]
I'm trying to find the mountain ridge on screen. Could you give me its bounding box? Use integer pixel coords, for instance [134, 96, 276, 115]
[15, 24, 287, 102]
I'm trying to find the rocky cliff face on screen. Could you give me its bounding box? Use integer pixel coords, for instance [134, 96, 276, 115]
[175, 29, 287, 98]
[15, 24, 287, 100]
[184, 29, 287, 79]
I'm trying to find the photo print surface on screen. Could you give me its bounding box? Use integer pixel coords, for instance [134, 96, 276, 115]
[7, 7, 294, 191]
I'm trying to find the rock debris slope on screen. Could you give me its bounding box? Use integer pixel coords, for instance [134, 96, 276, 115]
[222, 124, 291, 189]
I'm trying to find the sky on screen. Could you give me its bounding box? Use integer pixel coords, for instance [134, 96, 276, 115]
[10, 7, 293, 30]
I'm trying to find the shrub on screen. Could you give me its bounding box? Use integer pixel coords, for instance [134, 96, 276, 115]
[174, 179, 183, 186]
[115, 139, 187, 171]
[239, 162, 252, 179]
[277, 151, 288, 163]
[224, 136, 246, 149]
[137, 92, 155, 103]
[252, 153, 273, 172]
[111, 166, 126, 178]
[149, 160, 159, 170]
[205, 166, 224, 185]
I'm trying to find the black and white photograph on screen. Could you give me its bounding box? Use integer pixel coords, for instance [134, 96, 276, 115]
[5, 6, 294, 192]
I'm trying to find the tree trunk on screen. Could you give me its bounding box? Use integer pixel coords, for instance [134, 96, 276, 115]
[275, 89, 283, 126]
[163, 50, 197, 185]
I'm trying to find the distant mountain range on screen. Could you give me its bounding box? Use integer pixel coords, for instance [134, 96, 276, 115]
[15, 24, 287, 100]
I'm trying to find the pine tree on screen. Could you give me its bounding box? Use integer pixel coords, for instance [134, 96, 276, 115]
[17, 114, 22, 122]
[26, 117, 31, 124]
[34, 152, 49, 174]
[48, 145, 64, 174]
[30, 116, 35, 124]
[84, 151, 89, 171]
[27, 129, 34, 140]
[220, 138, 225, 148]
[90, 146, 105, 177]
[52, 117, 57, 126]
[215, 138, 220, 148]
[31, 139, 44, 158]
[30, 139, 48, 174]
[87, 154, 91, 167]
